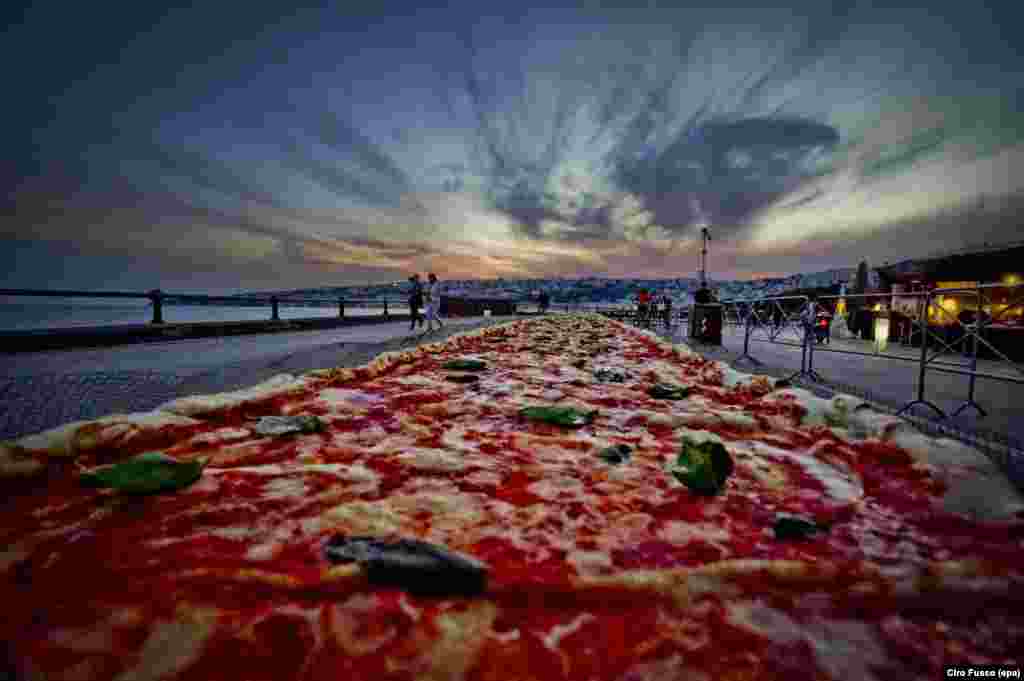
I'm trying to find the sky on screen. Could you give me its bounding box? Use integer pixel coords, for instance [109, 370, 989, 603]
[2, 0, 1023, 293]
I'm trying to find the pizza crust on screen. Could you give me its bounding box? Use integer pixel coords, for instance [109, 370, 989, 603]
[8, 410, 202, 464]
[158, 373, 317, 416]
[737, 382, 1022, 521]
[0, 442, 45, 478]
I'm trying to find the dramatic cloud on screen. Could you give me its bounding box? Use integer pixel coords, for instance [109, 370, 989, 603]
[4, 0, 1023, 291]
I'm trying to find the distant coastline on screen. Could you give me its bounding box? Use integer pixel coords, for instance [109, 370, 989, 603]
[0, 266, 856, 331]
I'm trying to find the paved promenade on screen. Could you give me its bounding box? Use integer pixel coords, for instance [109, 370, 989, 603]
[0, 317, 515, 441]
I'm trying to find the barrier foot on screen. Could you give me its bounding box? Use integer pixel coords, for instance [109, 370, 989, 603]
[951, 400, 987, 419]
[782, 368, 824, 383]
[896, 399, 947, 419]
[805, 369, 825, 383]
[734, 353, 763, 366]
[781, 368, 804, 383]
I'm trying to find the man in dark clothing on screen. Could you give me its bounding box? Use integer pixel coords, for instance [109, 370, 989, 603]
[818, 311, 832, 344]
[662, 295, 672, 326]
[636, 289, 651, 325]
[408, 274, 425, 331]
[538, 291, 550, 313]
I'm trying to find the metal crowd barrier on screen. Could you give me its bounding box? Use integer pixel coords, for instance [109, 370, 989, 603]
[572, 303, 681, 331]
[0, 288, 415, 326]
[719, 283, 1024, 424]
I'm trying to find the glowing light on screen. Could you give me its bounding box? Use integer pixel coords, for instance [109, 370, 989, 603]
[1004, 274, 1021, 286]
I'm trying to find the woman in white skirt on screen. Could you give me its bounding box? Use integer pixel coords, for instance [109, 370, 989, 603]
[424, 272, 444, 332]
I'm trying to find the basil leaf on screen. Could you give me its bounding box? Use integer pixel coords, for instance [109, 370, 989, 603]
[648, 382, 691, 400]
[519, 406, 596, 428]
[773, 514, 825, 541]
[442, 359, 487, 371]
[324, 536, 488, 596]
[253, 415, 324, 436]
[597, 444, 632, 464]
[79, 452, 206, 495]
[667, 438, 734, 495]
[445, 373, 480, 384]
[594, 368, 628, 383]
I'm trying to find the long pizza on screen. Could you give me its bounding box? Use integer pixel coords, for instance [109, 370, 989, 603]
[2, 314, 1022, 681]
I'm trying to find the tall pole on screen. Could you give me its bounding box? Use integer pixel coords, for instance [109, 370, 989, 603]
[699, 227, 710, 288]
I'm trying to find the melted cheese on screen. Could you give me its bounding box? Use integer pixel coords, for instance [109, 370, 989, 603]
[567, 550, 614, 576]
[541, 613, 595, 652]
[396, 448, 468, 472]
[112, 606, 218, 681]
[726, 602, 887, 681]
[416, 602, 498, 681]
[321, 500, 403, 536]
[750, 441, 863, 503]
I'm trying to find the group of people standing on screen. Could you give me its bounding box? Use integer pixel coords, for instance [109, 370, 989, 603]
[635, 289, 673, 326]
[407, 273, 444, 334]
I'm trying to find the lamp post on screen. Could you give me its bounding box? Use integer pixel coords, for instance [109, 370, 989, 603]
[699, 227, 711, 288]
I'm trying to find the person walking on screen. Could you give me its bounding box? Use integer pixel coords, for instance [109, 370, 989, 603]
[818, 305, 832, 344]
[539, 290, 550, 314]
[407, 274, 425, 331]
[662, 295, 672, 327]
[424, 272, 444, 332]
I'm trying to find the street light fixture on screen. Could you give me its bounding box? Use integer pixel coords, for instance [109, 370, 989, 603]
[699, 226, 712, 288]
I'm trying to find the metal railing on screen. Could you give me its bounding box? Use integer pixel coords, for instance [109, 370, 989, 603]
[717, 283, 1024, 428]
[0, 288, 415, 327]
[0, 289, 687, 329]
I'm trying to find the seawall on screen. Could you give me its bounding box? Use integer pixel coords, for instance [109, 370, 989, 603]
[0, 314, 417, 354]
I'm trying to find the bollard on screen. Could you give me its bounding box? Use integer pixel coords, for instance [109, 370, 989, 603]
[338, 299, 345, 318]
[149, 289, 164, 324]
[271, 296, 280, 321]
